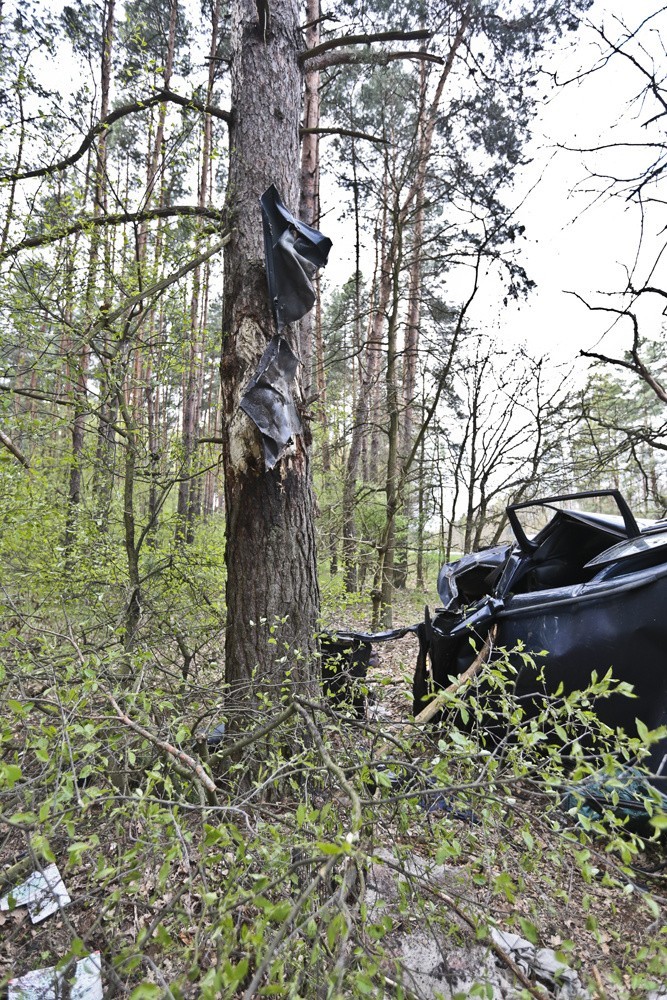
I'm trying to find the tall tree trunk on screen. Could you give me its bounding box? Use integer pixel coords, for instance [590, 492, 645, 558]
[298, 0, 320, 402]
[177, 0, 221, 540]
[415, 408, 427, 591]
[222, 0, 319, 717]
[376, 231, 402, 627]
[342, 187, 388, 592]
[67, 0, 116, 549]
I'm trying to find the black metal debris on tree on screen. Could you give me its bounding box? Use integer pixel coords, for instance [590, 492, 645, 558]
[259, 183, 332, 331]
[239, 336, 303, 470]
[239, 185, 332, 470]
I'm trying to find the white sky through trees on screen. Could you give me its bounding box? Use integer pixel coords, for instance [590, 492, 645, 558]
[320, 2, 667, 369]
[38, 1, 667, 369]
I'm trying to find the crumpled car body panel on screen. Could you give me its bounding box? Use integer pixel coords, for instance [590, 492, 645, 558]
[239, 335, 302, 469]
[260, 184, 332, 331]
[414, 491, 667, 784]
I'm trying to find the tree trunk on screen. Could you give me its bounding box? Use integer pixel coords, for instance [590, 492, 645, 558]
[176, 0, 221, 540]
[67, 0, 115, 548]
[222, 0, 319, 715]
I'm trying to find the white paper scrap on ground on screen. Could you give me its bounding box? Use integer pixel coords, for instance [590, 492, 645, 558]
[8, 951, 103, 1000]
[0, 863, 71, 923]
[490, 928, 589, 1000]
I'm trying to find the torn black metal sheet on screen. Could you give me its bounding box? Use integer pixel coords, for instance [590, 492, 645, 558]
[320, 625, 418, 716]
[260, 184, 332, 330]
[240, 334, 303, 469]
[413, 490, 667, 785]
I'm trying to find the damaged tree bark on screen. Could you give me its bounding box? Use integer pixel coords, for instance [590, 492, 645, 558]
[221, 0, 320, 715]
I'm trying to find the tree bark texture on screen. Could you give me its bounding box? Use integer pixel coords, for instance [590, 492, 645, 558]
[221, 0, 319, 707]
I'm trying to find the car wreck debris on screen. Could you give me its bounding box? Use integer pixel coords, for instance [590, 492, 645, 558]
[411, 490, 667, 786]
[239, 335, 303, 470]
[327, 491, 667, 798]
[489, 928, 590, 1000]
[0, 862, 71, 924]
[259, 184, 332, 331]
[8, 951, 103, 1000]
[239, 186, 332, 471]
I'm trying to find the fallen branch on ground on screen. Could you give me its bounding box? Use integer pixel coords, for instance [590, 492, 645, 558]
[102, 690, 218, 806]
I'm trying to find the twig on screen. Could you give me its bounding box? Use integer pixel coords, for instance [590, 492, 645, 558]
[242, 856, 339, 999]
[294, 699, 362, 833]
[0, 428, 30, 469]
[213, 703, 297, 761]
[102, 690, 218, 805]
[382, 858, 549, 1000]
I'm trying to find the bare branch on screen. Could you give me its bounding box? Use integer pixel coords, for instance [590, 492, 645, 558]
[103, 690, 218, 804]
[305, 48, 443, 73]
[0, 89, 231, 183]
[573, 292, 667, 405]
[0, 429, 30, 469]
[299, 28, 432, 63]
[0, 205, 225, 261]
[90, 234, 231, 337]
[300, 126, 388, 145]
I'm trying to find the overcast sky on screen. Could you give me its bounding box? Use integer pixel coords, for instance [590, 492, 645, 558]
[471, 2, 667, 364]
[321, 2, 667, 372]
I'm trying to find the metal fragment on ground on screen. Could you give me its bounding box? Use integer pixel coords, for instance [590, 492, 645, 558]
[490, 928, 590, 1000]
[8, 951, 103, 999]
[0, 863, 71, 924]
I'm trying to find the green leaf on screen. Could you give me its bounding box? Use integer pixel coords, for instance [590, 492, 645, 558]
[518, 917, 540, 945]
[521, 829, 534, 851]
[2, 763, 22, 788]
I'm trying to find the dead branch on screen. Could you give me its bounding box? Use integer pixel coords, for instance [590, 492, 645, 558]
[299, 28, 432, 63]
[212, 703, 297, 761]
[572, 293, 667, 405]
[300, 126, 388, 145]
[103, 690, 218, 805]
[0, 205, 225, 261]
[0, 89, 231, 183]
[90, 233, 231, 337]
[305, 48, 443, 72]
[0, 429, 30, 469]
[413, 626, 497, 726]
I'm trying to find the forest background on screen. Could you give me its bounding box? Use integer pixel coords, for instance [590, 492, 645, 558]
[2, 0, 667, 997]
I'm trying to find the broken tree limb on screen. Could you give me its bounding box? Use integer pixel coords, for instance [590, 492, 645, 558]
[212, 703, 297, 762]
[305, 48, 443, 72]
[0, 429, 30, 469]
[300, 126, 388, 145]
[0, 89, 231, 183]
[103, 690, 218, 805]
[413, 625, 498, 726]
[299, 28, 432, 62]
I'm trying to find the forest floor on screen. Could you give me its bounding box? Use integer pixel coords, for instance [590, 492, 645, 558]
[1, 584, 666, 998]
[322, 587, 667, 999]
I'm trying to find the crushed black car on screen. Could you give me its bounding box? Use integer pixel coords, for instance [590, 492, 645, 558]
[412, 490, 667, 788]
